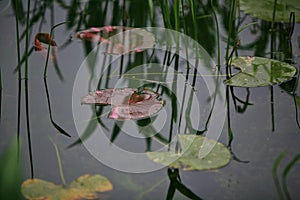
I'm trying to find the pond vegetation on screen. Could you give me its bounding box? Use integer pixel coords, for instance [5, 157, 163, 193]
[0, 0, 300, 199]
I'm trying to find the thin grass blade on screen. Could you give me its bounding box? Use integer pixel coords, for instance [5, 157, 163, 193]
[272, 151, 286, 200]
[282, 154, 300, 200]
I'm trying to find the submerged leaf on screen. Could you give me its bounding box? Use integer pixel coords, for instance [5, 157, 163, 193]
[81, 88, 164, 120]
[240, 0, 300, 22]
[75, 26, 156, 54]
[21, 174, 112, 200]
[225, 57, 296, 87]
[147, 134, 231, 171]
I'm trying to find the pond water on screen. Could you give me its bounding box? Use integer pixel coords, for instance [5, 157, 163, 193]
[0, 0, 300, 199]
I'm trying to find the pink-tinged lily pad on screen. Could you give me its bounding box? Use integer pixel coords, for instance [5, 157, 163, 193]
[74, 26, 156, 54]
[75, 26, 132, 42]
[81, 88, 164, 120]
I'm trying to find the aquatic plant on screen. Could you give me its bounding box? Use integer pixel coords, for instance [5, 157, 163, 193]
[147, 134, 231, 171]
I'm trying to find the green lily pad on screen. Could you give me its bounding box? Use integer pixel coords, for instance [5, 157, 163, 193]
[225, 57, 296, 87]
[21, 174, 113, 200]
[240, 0, 300, 22]
[147, 135, 231, 171]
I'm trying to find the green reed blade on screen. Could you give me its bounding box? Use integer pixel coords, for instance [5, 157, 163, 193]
[24, 0, 35, 179]
[225, 0, 237, 62]
[148, 0, 154, 21]
[272, 151, 286, 200]
[211, 0, 221, 68]
[282, 154, 300, 200]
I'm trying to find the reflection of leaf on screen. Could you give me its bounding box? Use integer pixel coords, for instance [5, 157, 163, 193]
[240, 0, 300, 22]
[81, 88, 164, 120]
[225, 57, 296, 87]
[75, 26, 156, 54]
[21, 174, 113, 200]
[147, 134, 231, 170]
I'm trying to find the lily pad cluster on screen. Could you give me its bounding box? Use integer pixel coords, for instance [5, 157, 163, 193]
[240, 0, 300, 22]
[147, 134, 231, 170]
[225, 56, 296, 87]
[81, 88, 164, 120]
[21, 174, 113, 200]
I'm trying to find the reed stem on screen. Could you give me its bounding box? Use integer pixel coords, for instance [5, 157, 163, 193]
[43, 22, 68, 78]
[24, 0, 34, 179]
[210, 0, 221, 68]
[225, 0, 237, 62]
[14, 0, 22, 157]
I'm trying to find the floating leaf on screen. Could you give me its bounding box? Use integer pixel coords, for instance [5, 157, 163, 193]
[240, 0, 300, 22]
[225, 57, 296, 87]
[75, 26, 132, 42]
[21, 174, 113, 200]
[75, 26, 156, 54]
[147, 135, 231, 171]
[81, 88, 164, 120]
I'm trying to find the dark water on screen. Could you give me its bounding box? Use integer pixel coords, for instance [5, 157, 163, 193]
[0, 0, 300, 199]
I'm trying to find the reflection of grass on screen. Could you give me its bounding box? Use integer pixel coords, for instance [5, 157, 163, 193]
[0, 67, 2, 120]
[14, 0, 22, 163]
[0, 138, 21, 199]
[210, 0, 220, 68]
[43, 79, 71, 137]
[225, 0, 237, 62]
[24, 0, 34, 179]
[43, 21, 68, 78]
[42, 21, 71, 138]
[14, 1, 71, 180]
[282, 154, 300, 199]
[167, 169, 202, 200]
[273, 151, 286, 200]
[273, 151, 300, 200]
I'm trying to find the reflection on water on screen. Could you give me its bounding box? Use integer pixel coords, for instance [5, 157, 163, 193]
[0, 0, 300, 199]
